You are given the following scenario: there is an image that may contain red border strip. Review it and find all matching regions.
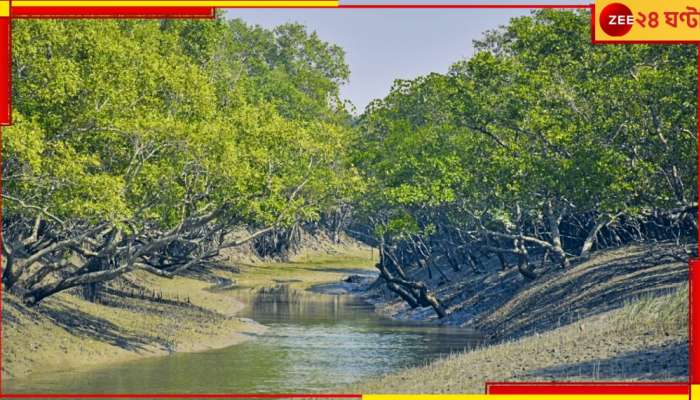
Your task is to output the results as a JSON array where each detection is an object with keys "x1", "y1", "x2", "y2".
[
  {"x1": 0, "y1": 15, "x2": 10, "y2": 126},
  {"x1": 12, "y1": 6, "x2": 215, "y2": 18},
  {"x1": 691, "y1": 258, "x2": 700, "y2": 385},
  {"x1": 485, "y1": 382, "x2": 690, "y2": 395},
  {"x1": 0, "y1": 6, "x2": 6, "y2": 382}
]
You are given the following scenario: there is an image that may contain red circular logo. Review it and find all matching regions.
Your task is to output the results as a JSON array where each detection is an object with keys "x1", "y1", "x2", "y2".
[{"x1": 600, "y1": 3, "x2": 634, "y2": 37}]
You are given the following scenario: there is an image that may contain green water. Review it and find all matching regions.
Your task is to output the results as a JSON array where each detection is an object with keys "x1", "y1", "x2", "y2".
[{"x1": 5, "y1": 286, "x2": 482, "y2": 394}]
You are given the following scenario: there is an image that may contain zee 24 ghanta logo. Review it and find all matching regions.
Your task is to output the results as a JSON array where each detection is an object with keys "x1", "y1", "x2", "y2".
[{"x1": 599, "y1": 2, "x2": 700, "y2": 38}]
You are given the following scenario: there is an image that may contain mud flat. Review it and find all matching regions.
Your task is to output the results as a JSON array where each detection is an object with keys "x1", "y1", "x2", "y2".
[{"x1": 346, "y1": 242, "x2": 689, "y2": 392}]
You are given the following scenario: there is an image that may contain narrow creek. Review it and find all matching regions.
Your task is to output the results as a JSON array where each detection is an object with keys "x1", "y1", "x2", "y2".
[{"x1": 6, "y1": 283, "x2": 483, "y2": 394}]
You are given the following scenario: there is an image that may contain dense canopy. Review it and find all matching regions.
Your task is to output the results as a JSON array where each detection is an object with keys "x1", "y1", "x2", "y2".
[
  {"x1": 3, "y1": 17, "x2": 358, "y2": 304},
  {"x1": 2, "y1": 11, "x2": 697, "y2": 312},
  {"x1": 352, "y1": 10, "x2": 697, "y2": 315}
]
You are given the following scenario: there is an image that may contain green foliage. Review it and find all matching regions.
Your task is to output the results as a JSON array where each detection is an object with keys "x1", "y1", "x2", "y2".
[
  {"x1": 4, "y1": 10, "x2": 696, "y2": 269},
  {"x1": 5, "y1": 18, "x2": 358, "y2": 233},
  {"x1": 354, "y1": 10, "x2": 697, "y2": 242}
]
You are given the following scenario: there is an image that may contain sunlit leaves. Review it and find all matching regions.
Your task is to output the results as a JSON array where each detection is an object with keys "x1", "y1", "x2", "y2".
[
  {"x1": 6, "y1": 18, "x2": 357, "y2": 236},
  {"x1": 354, "y1": 10, "x2": 696, "y2": 241}
]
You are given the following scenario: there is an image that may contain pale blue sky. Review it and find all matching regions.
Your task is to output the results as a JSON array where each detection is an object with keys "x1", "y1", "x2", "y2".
[{"x1": 226, "y1": 4, "x2": 589, "y2": 112}]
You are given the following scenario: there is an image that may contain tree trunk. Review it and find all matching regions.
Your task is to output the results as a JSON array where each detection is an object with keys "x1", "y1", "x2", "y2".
[
  {"x1": 540, "y1": 249, "x2": 550, "y2": 269},
  {"x1": 24, "y1": 264, "x2": 131, "y2": 306},
  {"x1": 2, "y1": 260, "x2": 18, "y2": 290},
  {"x1": 384, "y1": 249, "x2": 408, "y2": 280},
  {"x1": 24, "y1": 259, "x2": 71, "y2": 290},
  {"x1": 516, "y1": 239, "x2": 537, "y2": 280},
  {"x1": 580, "y1": 215, "x2": 612, "y2": 257},
  {"x1": 546, "y1": 200, "x2": 569, "y2": 268},
  {"x1": 488, "y1": 238, "x2": 509, "y2": 270},
  {"x1": 418, "y1": 286, "x2": 448, "y2": 318},
  {"x1": 378, "y1": 244, "x2": 448, "y2": 318},
  {"x1": 376, "y1": 245, "x2": 419, "y2": 308},
  {"x1": 444, "y1": 245, "x2": 461, "y2": 272},
  {"x1": 79, "y1": 257, "x2": 111, "y2": 302},
  {"x1": 466, "y1": 250, "x2": 481, "y2": 274}
]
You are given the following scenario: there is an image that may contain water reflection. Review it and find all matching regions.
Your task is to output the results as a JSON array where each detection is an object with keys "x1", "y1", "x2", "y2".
[{"x1": 6, "y1": 286, "x2": 483, "y2": 394}]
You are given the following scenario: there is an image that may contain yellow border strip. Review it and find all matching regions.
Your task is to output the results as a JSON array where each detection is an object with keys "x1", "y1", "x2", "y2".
[
  {"x1": 12, "y1": 0, "x2": 337, "y2": 6},
  {"x1": 0, "y1": 1, "x2": 9, "y2": 16}
]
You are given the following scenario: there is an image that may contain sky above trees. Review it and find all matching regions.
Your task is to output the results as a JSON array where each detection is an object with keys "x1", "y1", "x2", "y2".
[
  {"x1": 225, "y1": 9, "x2": 532, "y2": 113},
  {"x1": 226, "y1": 4, "x2": 593, "y2": 113}
]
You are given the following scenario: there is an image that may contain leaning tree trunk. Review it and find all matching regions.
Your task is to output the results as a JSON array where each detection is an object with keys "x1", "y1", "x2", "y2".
[
  {"x1": 24, "y1": 264, "x2": 132, "y2": 306},
  {"x1": 376, "y1": 246, "x2": 420, "y2": 308},
  {"x1": 515, "y1": 238, "x2": 537, "y2": 280},
  {"x1": 546, "y1": 200, "x2": 570, "y2": 268},
  {"x1": 580, "y1": 214, "x2": 614, "y2": 257},
  {"x1": 415, "y1": 283, "x2": 448, "y2": 318},
  {"x1": 464, "y1": 249, "x2": 482, "y2": 273},
  {"x1": 2, "y1": 258, "x2": 19, "y2": 290},
  {"x1": 377, "y1": 243, "x2": 448, "y2": 319}
]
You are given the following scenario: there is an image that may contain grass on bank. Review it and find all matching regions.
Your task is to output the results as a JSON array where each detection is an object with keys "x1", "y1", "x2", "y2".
[{"x1": 351, "y1": 285, "x2": 688, "y2": 394}]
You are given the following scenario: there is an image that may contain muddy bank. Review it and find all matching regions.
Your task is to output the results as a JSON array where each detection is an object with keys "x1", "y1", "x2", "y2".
[
  {"x1": 308, "y1": 273, "x2": 377, "y2": 295},
  {"x1": 2, "y1": 271, "x2": 267, "y2": 380},
  {"x1": 351, "y1": 286, "x2": 688, "y2": 393},
  {"x1": 2, "y1": 239, "x2": 374, "y2": 380},
  {"x1": 343, "y1": 242, "x2": 690, "y2": 391},
  {"x1": 359, "y1": 242, "x2": 689, "y2": 339}
]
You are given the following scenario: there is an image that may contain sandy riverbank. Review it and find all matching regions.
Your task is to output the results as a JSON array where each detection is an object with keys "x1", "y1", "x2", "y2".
[
  {"x1": 2, "y1": 271, "x2": 266, "y2": 380},
  {"x1": 2, "y1": 241, "x2": 374, "y2": 380}
]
